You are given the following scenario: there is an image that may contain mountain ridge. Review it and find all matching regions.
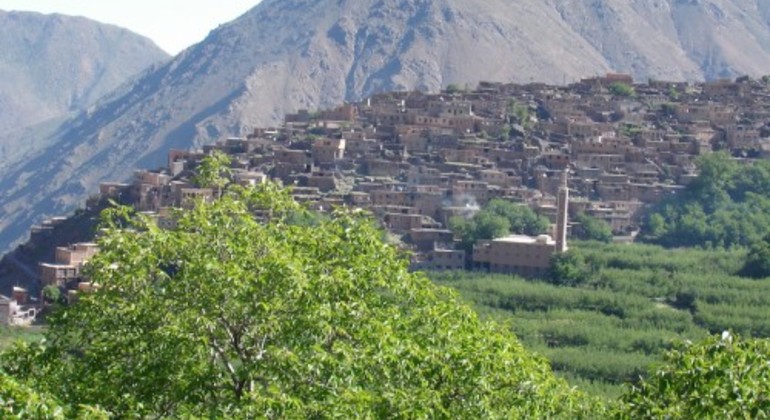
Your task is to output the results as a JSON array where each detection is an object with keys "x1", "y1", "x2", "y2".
[{"x1": 0, "y1": 10, "x2": 169, "y2": 168}]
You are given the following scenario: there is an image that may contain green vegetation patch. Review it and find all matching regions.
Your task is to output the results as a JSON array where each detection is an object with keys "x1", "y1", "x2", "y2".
[
  {"x1": 642, "y1": 152, "x2": 770, "y2": 249},
  {"x1": 0, "y1": 327, "x2": 44, "y2": 351},
  {"x1": 431, "y1": 241, "x2": 770, "y2": 397}
]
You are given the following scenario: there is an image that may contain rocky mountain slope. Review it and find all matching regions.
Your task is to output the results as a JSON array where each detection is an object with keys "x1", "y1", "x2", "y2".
[
  {"x1": 0, "y1": 10, "x2": 169, "y2": 167},
  {"x1": 3, "y1": 0, "x2": 770, "y2": 253}
]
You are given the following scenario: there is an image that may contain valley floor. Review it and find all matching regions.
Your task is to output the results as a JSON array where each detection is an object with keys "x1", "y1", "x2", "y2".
[{"x1": 430, "y1": 241, "x2": 764, "y2": 398}]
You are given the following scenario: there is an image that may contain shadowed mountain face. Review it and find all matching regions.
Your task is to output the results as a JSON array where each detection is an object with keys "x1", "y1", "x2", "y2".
[
  {"x1": 3, "y1": 0, "x2": 770, "y2": 253},
  {"x1": 0, "y1": 10, "x2": 169, "y2": 168}
]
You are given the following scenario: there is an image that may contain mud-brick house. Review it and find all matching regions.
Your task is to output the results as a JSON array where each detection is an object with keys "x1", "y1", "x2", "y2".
[
  {"x1": 473, "y1": 235, "x2": 557, "y2": 277},
  {"x1": 99, "y1": 182, "x2": 130, "y2": 199},
  {"x1": 407, "y1": 166, "x2": 446, "y2": 186},
  {"x1": 364, "y1": 159, "x2": 403, "y2": 177},
  {"x1": 178, "y1": 188, "x2": 214, "y2": 207},
  {"x1": 233, "y1": 170, "x2": 267, "y2": 187},
  {"x1": 409, "y1": 192, "x2": 445, "y2": 220},
  {"x1": 370, "y1": 190, "x2": 410, "y2": 207},
  {"x1": 541, "y1": 153, "x2": 570, "y2": 170},
  {"x1": 319, "y1": 104, "x2": 358, "y2": 122},
  {"x1": 384, "y1": 212, "x2": 431, "y2": 233},
  {"x1": 0, "y1": 294, "x2": 36, "y2": 326},
  {"x1": 311, "y1": 138, "x2": 346, "y2": 165},
  {"x1": 477, "y1": 169, "x2": 521, "y2": 189},
  {"x1": 725, "y1": 125, "x2": 761, "y2": 150},
  {"x1": 452, "y1": 180, "x2": 490, "y2": 206},
  {"x1": 408, "y1": 228, "x2": 454, "y2": 253},
  {"x1": 424, "y1": 249, "x2": 466, "y2": 271},
  {"x1": 39, "y1": 243, "x2": 98, "y2": 289},
  {"x1": 307, "y1": 171, "x2": 338, "y2": 193}
]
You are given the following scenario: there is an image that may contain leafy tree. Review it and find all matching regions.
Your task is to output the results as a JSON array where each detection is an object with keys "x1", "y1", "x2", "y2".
[
  {"x1": 450, "y1": 199, "x2": 550, "y2": 251},
  {"x1": 671, "y1": 288, "x2": 698, "y2": 313},
  {"x1": 445, "y1": 83, "x2": 462, "y2": 93},
  {"x1": 608, "y1": 82, "x2": 636, "y2": 97},
  {"x1": 740, "y1": 234, "x2": 770, "y2": 279},
  {"x1": 2, "y1": 184, "x2": 601, "y2": 417},
  {"x1": 668, "y1": 86, "x2": 680, "y2": 101},
  {"x1": 192, "y1": 150, "x2": 232, "y2": 198},
  {"x1": 485, "y1": 199, "x2": 550, "y2": 235},
  {"x1": 0, "y1": 368, "x2": 107, "y2": 419},
  {"x1": 507, "y1": 99, "x2": 533, "y2": 129},
  {"x1": 499, "y1": 123, "x2": 512, "y2": 141},
  {"x1": 619, "y1": 334, "x2": 770, "y2": 418},
  {"x1": 573, "y1": 213, "x2": 613, "y2": 243},
  {"x1": 41, "y1": 285, "x2": 61, "y2": 305},
  {"x1": 549, "y1": 250, "x2": 592, "y2": 286}
]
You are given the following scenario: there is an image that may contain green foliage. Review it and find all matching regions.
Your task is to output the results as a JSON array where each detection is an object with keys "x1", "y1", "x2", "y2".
[
  {"x1": 740, "y1": 234, "x2": 770, "y2": 279},
  {"x1": 671, "y1": 288, "x2": 698, "y2": 313},
  {"x1": 2, "y1": 184, "x2": 602, "y2": 417},
  {"x1": 573, "y1": 213, "x2": 613, "y2": 242},
  {"x1": 668, "y1": 86, "x2": 680, "y2": 100},
  {"x1": 0, "y1": 368, "x2": 107, "y2": 419},
  {"x1": 445, "y1": 83, "x2": 462, "y2": 93},
  {"x1": 507, "y1": 99, "x2": 533, "y2": 129},
  {"x1": 192, "y1": 150, "x2": 232, "y2": 195},
  {"x1": 432, "y1": 241, "x2": 770, "y2": 397},
  {"x1": 549, "y1": 249, "x2": 594, "y2": 286},
  {"x1": 450, "y1": 199, "x2": 550, "y2": 251},
  {"x1": 619, "y1": 334, "x2": 770, "y2": 418},
  {"x1": 499, "y1": 124, "x2": 512, "y2": 141},
  {"x1": 0, "y1": 327, "x2": 45, "y2": 352},
  {"x1": 619, "y1": 123, "x2": 642, "y2": 138},
  {"x1": 41, "y1": 285, "x2": 61, "y2": 304},
  {"x1": 608, "y1": 82, "x2": 636, "y2": 97},
  {"x1": 642, "y1": 152, "x2": 770, "y2": 248}
]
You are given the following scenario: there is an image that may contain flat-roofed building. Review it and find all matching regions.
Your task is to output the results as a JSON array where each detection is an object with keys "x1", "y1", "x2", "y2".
[
  {"x1": 472, "y1": 170, "x2": 569, "y2": 277},
  {"x1": 473, "y1": 234, "x2": 557, "y2": 277}
]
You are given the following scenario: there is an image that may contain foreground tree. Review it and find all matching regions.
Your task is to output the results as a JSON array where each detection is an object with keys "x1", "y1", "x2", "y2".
[
  {"x1": 619, "y1": 334, "x2": 770, "y2": 418},
  {"x1": 0, "y1": 370, "x2": 107, "y2": 419},
  {"x1": 2, "y1": 183, "x2": 601, "y2": 417}
]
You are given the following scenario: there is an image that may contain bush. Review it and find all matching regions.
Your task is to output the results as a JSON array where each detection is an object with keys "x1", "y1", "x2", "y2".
[
  {"x1": 619, "y1": 334, "x2": 770, "y2": 418},
  {"x1": 608, "y1": 82, "x2": 636, "y2": 97}
]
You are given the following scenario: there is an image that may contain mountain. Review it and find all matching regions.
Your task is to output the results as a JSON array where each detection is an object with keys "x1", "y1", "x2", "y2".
[
  {"x1": 0, "y1": 10, "x2": 169, "y2": 167},
  {"x1": 3, "y1": 0, "x2": 770, "y2": 253}
]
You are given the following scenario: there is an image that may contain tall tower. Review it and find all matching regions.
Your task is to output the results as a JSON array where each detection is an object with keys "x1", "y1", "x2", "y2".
[{"x1": 555, "y1": 170, "x2": 569, "y2": 253}]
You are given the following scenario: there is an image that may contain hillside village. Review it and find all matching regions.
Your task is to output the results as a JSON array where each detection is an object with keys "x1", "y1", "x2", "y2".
[{"x1": 4, "y1": 73, "x2": 770, "y2": 317}]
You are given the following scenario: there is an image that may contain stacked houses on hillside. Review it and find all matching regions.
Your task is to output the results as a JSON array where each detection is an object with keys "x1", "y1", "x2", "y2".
[{"x1": 25, "y1": 74, "x2": 770, "y2": 297}]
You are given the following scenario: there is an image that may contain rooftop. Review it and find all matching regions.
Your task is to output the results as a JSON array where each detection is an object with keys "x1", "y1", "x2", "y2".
[{"x1": 493, "y1": 234, "x2": 555, "y2": 245}]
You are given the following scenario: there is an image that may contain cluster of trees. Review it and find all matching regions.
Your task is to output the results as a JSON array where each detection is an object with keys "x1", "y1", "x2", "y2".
[
  {"x1": 608, "y1": 82, "x2": 636, "y2": 97},
  {"x1": 642, "y1": 152, "x2": 770, "y2": 250},
  {"x1": 572, "y1": 213, "x2": 613, "y2": 243},
  {"x1": 448, "y1": 198, "x2": 612, "y2": 256},
  {"x1": 449, "y1": 199, "x2": 550, "y2": 251}
]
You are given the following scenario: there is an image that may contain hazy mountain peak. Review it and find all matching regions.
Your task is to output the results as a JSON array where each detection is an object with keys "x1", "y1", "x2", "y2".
[{"x1": 0, "y1": 10, "x2": 168, "y2": 124}]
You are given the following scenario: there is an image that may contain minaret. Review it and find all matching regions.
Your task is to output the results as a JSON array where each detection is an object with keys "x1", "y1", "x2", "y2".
[{"x1": 555, "y1": 170, "x2": 569, "y2": 253}]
